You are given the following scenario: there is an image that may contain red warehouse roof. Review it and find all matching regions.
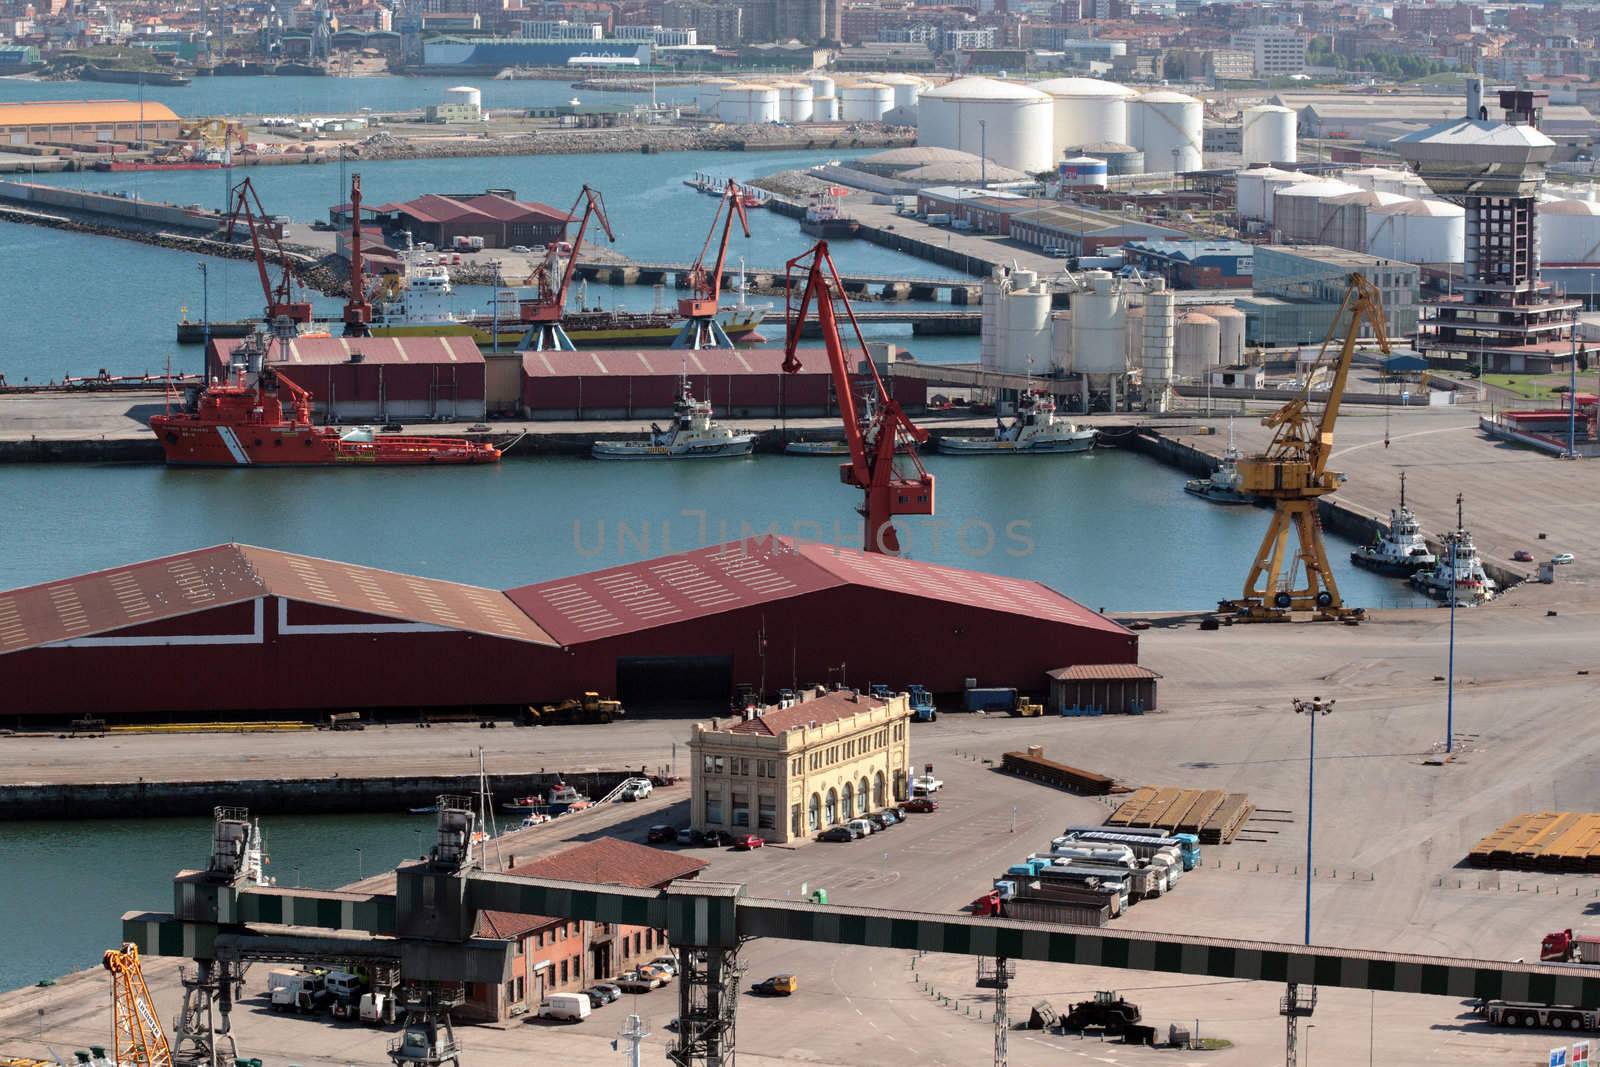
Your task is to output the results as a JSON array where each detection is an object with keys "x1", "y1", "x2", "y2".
[
  {"x1": 213, "y1": 335, "x2": 484, "y2": 368},
  {"x1": 519, "y1": 349, "x2": 824, "y2": 377}
]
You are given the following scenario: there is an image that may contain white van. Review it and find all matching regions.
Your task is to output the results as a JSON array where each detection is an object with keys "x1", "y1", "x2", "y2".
[
  {"x1": 326, "y1": 971, "x2": 366, "y2": 1001},
  {"x1": 847, "y1": 818, "x2": 874, "y2": 838},
  {"x1": 539, "y1": 992, "x2": 591, "y2": 1022}
]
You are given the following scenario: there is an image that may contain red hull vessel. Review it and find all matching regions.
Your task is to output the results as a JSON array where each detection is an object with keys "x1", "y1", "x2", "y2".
[{"x1": 151, "y1": 356, "x2": 500, "y2": 468}]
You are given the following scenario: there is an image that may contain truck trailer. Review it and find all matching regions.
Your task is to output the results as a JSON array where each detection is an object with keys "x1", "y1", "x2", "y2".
[
  {"x1": 1542, "y1": 929, "x2": 1600, "y2": 964},
  {"x1": 1480, "y1": 1000, "x2": 1600, "y2": 1031},
  {"x1": 1065, "y1": 828, "x2": 1201, "y2": 870}
]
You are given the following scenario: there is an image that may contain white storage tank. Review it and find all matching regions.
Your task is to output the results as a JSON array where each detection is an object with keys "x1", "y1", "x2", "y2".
[
  {"x1": 917, "y1": 77, "x2": 1055, "y2": 175},
  {"x1": 1142, "y1": 283, "x2": 1175, "y2": 413},
  {"x1": 881, "y1": 73, "x2": 925, "y2": 112},
  {"x1": 775, "y1": 81, "x2": 814, "y2": 123},
  {"x1": 1241, "y1": 104, "x2": 1296, "y2": 166},
  {"x1": 1236, "y1": 166, "x2": 1292, "y2": 221},
  {"x1": 1059, "y1": 155, "x2": 1108, "y2": 189},
  {"x1": 1537, "y1": 197, "x2": 1600, "y2": 264},
  {"x1": 1198, "y1": 305, "x2": 1246, "y2": 364},
  {"x1": 807, "y1": 74, "x2": 836, "y2": 100},
  {"x1": 1035, "y1": 77, "x2": 1135, "y2": 159},
  {"x1": 1070, "y1": 271, "x2": 1129, "y2": 374},
  {"x1": 1174, "y1": 311, "x2": 1220, "y2": 377},
  {"x1": 981, "y1": 267, "x2": 1053, "y2": 376},
  {"x1": 1365, "y1": 197, "x2": 1464, "y2": 264},
  {"x1": 1259, "y1": 169, "x2": 1323, "y2": 224},
  {"x1": 813, "y1": 96, "x2": 840, "y2": 122},
  {"x1": 841, "y1": 82, "x2": 894, "y2": 122},
  {"x1": 1129, "y1": 90, "x2": 1202, "y2": 174},
  {"x1": 1271, "y1": 179, "x2": 1361, "y2": 242},
  {"x1": 719, "y1": 84, "x2": 779, "y2": 125},
  {"x1": 445, "y1": 85, "x2": 481, "y2": 110},
  {"x1": 698, "y1": 78, "x2": 736, "y2": 114}
]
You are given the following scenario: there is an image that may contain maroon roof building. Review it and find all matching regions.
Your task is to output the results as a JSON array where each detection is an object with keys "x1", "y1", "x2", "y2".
[{"x1": 372, "y1": 191, "x2": 571, "y2": 250}]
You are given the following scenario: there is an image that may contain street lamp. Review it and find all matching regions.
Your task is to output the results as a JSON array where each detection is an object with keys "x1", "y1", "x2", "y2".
[
  {"x1": 196, "y1": 261, "x2": 210, "y2": 350},
  {"x1": 1292, "y1": 695, "x2": 1334, "y2": 946}
]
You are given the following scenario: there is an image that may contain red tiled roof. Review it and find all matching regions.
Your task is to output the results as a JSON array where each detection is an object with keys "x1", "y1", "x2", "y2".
[
  {"x1": 476, "y1": 909, "x2": 561, "y2": 940},
  {"x1": 506, "y1": 836, "x2": 707, "y2": 889},
  {"x1": 211, "y1": 335, "x2": 485, "y2": 368},
  {"x1": 374, "y1": 193, "x2": 570, "y2": 226},
  {"x1": 728, "y1": 690, "x2": 886, "y2": 737},
  {"x1": 1047, "y1": 663, "x2": 1163, "y2": 681}
]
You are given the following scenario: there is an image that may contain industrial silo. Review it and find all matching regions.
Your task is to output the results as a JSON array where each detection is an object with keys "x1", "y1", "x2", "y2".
[
  {"x1": 1142, "y1": 283, "x2": 1175, "y2": 413},
  {"x1": 807, "y1": 74, "x2": 836, "y2": 100},
  {"x1": 917, "y1": 77, "x2": 1055, "y2": 175},
  {"x1": 719, "y1": 84, "x2": 779, "y2": 124},
  {"x1": 841, "y1": 82, "x2": 894, "y2": 121},
  {"x1": 445, "y1": 85, "x2": 482, "y2": 111},
  {"x1": 1271, "y1": 180, "x2": 1361, "y2": 242},
  {"x1": 1070, "y1": 271, "x2": 1129, "y2": 376},
  {"x1": 1198, "y1": 305, "x2": 1247, "y2": 365},
  {"x1": 1051, "y1": 311, "x2": 1073, "y2": 373},
  {"x1": 1236, "y1": 166, "x2": 1293, "y2": 221},
  {"x1": 813, "y1": 96, "x2": 840, "y2": 122},
  {"x1": 1124, "y1": 304, "x2": 1146, "y2": 371},
  {"x1": 1059, "y1": 155, "x2": 1108, "y2": 190},
  {"x1": 697, "y1": 78, "x2": 736, "y2": 114},
  {"x1": 1241, "y1": 104, "x2": 1296, "y2": 166},
  {"x1": 1072, "y1": 141, "x2": 1142, "y2": 176},
  {"x1": 1537, "y1": 196, "x2": 1600, "y2": 264},
  {"x1": 1035, "y1": 77, "x2": 1135, "y2": 160},
  {"x1": 1128, "y1": 89, "x2": 1203, "y2": 174},
  {"x1": 1366, "y1": 197, "x2": 1465, "y2": 264},
  {"x1": 880, "y1": 73, "x2": 926, "y2": 113},
  {"x1": 1174, "y1": 311, "x2": 1220, "y2": 378},
  {"x1": 775, "y1": 82, "x2": 814, "y2": 123},
  {"x1": 1260, "y1": 169, "x2": 1323, "y2": 225}
]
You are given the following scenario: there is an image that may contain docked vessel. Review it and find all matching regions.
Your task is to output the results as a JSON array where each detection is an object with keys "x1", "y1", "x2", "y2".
[
  {"x1": 150, "y1": 333, "x2": 502, "y2": 467},
  {"x1": 79, "y1": 65, "x2": 191, "y2": 86},
  {"x1": 784, "y1": 438, "x2": 851, "y2": 455},
  {"x1": 95, "y1": 159, "x2": 222, "y2": 172},
  {"x1": 1410, "y1": 496, "x2": 1496, "y2": 603},
  {"x1": 1184, "y1": 420, "x2": 1252, "y2": 505},
  {"x1": 502, "y1": 783, "x2": 589, "y2": 815},
  {"x1": 1351, "y1": 473, "x2": 1437, "y2": 576},
  {"x1": 592, "y1": 379, "x2": 756, "y2": 459},
  {"x1": 799, "y1": 187, "x2": 860, "y2": 239},
  {"x1": 685, "y1": 173, "x2": 766, "y2": 208},
  {"x1": 938, "y1": 390, "x2": 1095, "y2": 454}
]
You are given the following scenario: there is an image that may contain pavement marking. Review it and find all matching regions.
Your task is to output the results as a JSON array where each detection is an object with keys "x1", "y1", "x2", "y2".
[{"x1": 1332, "y1": 423, "x2": 1473, "y2": 459}]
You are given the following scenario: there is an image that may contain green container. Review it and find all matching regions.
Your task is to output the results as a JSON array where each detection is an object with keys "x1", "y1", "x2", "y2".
[{"x1": 810, "y1": 888, "x2": 828, "y2": 905}]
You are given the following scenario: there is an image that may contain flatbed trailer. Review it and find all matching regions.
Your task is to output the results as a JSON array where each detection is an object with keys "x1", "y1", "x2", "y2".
[{"x1": 1481, "y1": 1000, "x2": 1600, "y2": 1032}]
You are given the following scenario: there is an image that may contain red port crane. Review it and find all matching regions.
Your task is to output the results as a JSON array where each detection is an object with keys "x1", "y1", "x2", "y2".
[
  {"x1": 674, "y1": 178, "x2": 750, "y2": 350},
  {"x1": 224, "y1": 176, "x2": 313, "y2": 329},
  {"x1": 342, "y1": 172, "x2": 372, "y2": 338},
  {"x1": 783, "y1": 240, "x2": 933, "y2": 555},
  {"x1": 519, "y1": 184, "x2": 614, "y2": 351}
]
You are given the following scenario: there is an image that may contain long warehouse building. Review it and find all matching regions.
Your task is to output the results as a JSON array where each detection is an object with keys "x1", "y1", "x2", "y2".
[{"x1": 0, "y1": 538, "x2": 1138, "y2": 721}]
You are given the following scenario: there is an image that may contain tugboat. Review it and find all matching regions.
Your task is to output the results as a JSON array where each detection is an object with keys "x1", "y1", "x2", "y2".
[
  {"x1": 1351, "y1": 472, "x2": 1437, "y2": 576},
  {"x1": 1184, "y1": 418, "x2": 1253, "y2": 504},
  {"x1": 150, "y1": 333, "x2": 502, "y2": 467},
  {"x1": 592, "y1": 377, "x2": 756, "y2": 459},
  {"x1": 1410, "y1": 494, "x2": 1497, "y2": 604},
  {"x1": 799, "y1": 187, "x2": 860, "y2": 239},
  {"x1": 938, "y1": 390, "x2": 1095, "y2": 454}
]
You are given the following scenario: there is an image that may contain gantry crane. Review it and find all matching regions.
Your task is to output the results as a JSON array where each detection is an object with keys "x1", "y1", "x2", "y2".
[
  {"x1": 519, "y1": 184, "x2": 614, "y2": 351},
  {"x1": 1224, "y1": 272, "x2": 1389, "y2": 621},
  {"x1": 342, "y1": 173, "x2": 372, "y2": 337},
  {"x1": 224, "y1": 177, "x2": 312, "y2": 329},
  {"x1": 104, "y1": 943, "x2": 174, "y2": 1067},
  {"x1": 783, "y1": 240, "x2": 933, "y2": 555},
  {"x1": 674, "y1": 178, "x2": 750, "y2": 350}
]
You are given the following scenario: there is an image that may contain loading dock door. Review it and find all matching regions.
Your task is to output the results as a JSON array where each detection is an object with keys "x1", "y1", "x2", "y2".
[{"x1": 617, "y1": 655, "x2": 733, "y2": 707}]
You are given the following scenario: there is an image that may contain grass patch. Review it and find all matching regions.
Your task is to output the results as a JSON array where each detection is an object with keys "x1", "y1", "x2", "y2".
[
  {"x1": 1481, "y1": 374, "x2": 1567, "y2": 401},
  {"x1": 1193, "y1": 1037, "x2": 1234, "y2": 1050}
]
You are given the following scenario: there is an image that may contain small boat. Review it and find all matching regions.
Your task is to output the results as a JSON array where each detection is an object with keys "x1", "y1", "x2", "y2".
[
  {"x1": 784, "y1": 439, "x2": 851, "y2": 455},
  {"x1": 517, "y1": 812, "x2": 552, "y2": 829},
  {"x1": 938, "y1": 390, "x2": 1095, "y2": 454},
  {"x1": 501, "y1": 795, "x2": 543, "y2": 812},
  {"x1": 1351, "y1": 472, "x2": 1436, "y2": 576},
  {"x1": 1410, "y1": 495, "x2": 1496, "y2": 604},
  {"x1": 1184, "y1": 418, "x2": 1252, "y2": 505},
  {"x1": 592, "y1": 378, "x2": 756, "y2": 459}
]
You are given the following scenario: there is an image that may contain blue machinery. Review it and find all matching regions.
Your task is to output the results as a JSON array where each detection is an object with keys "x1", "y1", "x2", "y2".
[{"x1": 127, "y1": 807, "x2": 1600, "y2": 1067}]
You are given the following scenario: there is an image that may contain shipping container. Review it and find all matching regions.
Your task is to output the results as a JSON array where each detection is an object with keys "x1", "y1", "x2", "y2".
[
  {"x1": 1003, "y1": 751, "x2": 1116, "y2": 795},
  {"x1": 966, "y1": 686, "x2": 1019, "y2": 712},
  {"x1": 1004, "y1": 897, "x2": 1110, "y2": 927}
]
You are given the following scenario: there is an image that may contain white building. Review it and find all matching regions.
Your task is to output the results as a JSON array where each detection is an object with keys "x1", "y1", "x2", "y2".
[
  {"x1": 515, "y1": 19, "x2": 603, "y2": 40},
  {"x1": 615, "y1": 24, "x2": 697, "y2": 46},
  {"x1": 942, "y1": 27, "x2": 995, "y2": 51},
  {"x1": 1231, "y1": 26, "x2": 1308, "y2": 77}
]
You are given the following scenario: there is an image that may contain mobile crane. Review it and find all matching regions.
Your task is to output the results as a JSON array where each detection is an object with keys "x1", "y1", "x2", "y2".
[
  {"x1": 673, "y1": 178, "x2": 751, "y2": 350},
  {"x1": 1223, "y1": 272, "x2": 1389, "y2": 621},
  {"x1": 782, "y1": 240, "x2": 933, "y2": 555},
  {"x1": 518, "y1": 184, "x2": 614, "y2": 351},
  {"x1": 224, "y1": 177, "x2": 312, "y2": 329}
]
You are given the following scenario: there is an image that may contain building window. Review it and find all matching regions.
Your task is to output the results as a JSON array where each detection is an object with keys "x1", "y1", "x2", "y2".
[
  {"x1": 825, "y1": 788, "x2": 838, "y2": 825},
  {"x1": 809, "y1": 793, "x2": 821, "y2": 830},
  {"x1": 634, "y1": 933, "x2": 642, "y2": 954},
  {"x1": 714, "y1": 756, "x2": 725, "y2": 774},
  {"x1": 875, "y1": 771, "x2": 887, "y2": 808},
  {"x1": 572, "y1": 954, "x2": 580, "y2": 982},
  {"x1": 859, "y1": 776, "x2": 871, "y2": 812},
  {"x1": 731, "y1": 787, "x2": 750, "y2": 827},
  {"x1": 792, "y1": 757, "x2": 803, "y2": 775},
  {"x1": 842, "y1": 781, "x2": 855, "y2": 820},
  {"x1": 559, "y1": 960, "x2": 568, "y2": 983},
  {"x1": 792, "y1": 803, "x2": 803, "y2": 836},
  {"x1": 758, "y1": 793, "x2": 776, "y2": 830},
  {"x1": 702, "y1": 754, "x2": 714, "y2": 774},
  {"x1": 705, "y1": 787, "x2": 723, "y2": 825}
]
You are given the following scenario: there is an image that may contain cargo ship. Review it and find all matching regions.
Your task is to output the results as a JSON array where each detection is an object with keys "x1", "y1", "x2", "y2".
[
  {"x1": 79, "y1": 65, "x2": 192, "y2": 86},
  {"x1": 95, "y1": 159, "x2": 222, "y2": 172},
  {"x1": 151, "y1": 334, "x2": 502, "y2": 467}
]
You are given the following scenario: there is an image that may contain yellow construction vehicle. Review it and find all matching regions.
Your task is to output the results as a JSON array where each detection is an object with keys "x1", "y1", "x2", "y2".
[
  {"x1": 523, "y1": 691, "x2": 624, "y2": 725},
  {"x1": 1223, "y1": 272, "x2": 1389, "y2": 622},
  {"x1": 103, "y1": 943, "x2": 173, "y2": 1067}
]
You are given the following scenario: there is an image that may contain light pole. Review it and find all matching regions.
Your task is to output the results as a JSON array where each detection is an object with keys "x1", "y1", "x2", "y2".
[
  {"x1": 1293, "y1": 695, "x2": 1334, "y2": 945},
  {"x1": 979, "y1": 119, "x2": 987, "y2": 186},
  {"x1": 197, "y1": 261, "x2": 210, "y2": 350},
  {"x1": 1568, "y1": 305, "x2": 1578, "y2": 458},
  {"x1": 1446, "y1": 498, "x2": 1458, "y2": 754}
]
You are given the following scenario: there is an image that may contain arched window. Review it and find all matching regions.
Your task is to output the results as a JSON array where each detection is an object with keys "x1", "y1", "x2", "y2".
[
  {"x1": 874, "y1": 771, "x2": 887, "y2": 808},
  {"x1": 825, "y1": 788, "x2": 838, "y2": 825},
  {"x1": 859, "y1": 777, "x2": 871, "y2": 813},
  {"x1": 842, "y1": 782, "x2": 855, "y2": 820},
  {"x1": 808, "y1": 793, "x2": 821, "y2": 831}
]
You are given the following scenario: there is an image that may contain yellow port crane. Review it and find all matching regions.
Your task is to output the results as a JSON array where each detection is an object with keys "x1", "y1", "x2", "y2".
[
  {"x1": 103, "y1": 943, "x2": 173, "y2": 1067},
  {"x1": 1224, "y1": 272, "x2": 1390, "y2": 622}
]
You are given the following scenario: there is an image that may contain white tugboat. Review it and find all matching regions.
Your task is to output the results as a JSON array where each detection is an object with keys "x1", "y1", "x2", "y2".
[
  {"x1": 938, "y1": 390, "x2": 1096, "y2": 454},
  {"x1": 592, "y1": 378, "x2": 757, "y2": 459},
  {"x1": 1351, "y1": 472, "x2": 1437, "y2": 576},
  {"x1": 1411, "y1": 494, "x2": 1496, "y2": 603},
  {"x1": 1184, "y1": 418, "x2": 1252, "y2": 505}
]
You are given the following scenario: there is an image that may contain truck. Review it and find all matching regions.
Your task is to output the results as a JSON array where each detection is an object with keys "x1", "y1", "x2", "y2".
[
  {"x1": 1016, "y1": 878, "x2": 1125, "y2": 917},
  {"x1": 926, "y1": 212, "x2": 952, "y2": 226},
  {"x1": 908, "y1": 684, "x2": 936, "y2": 722},
  {"x1": 1542, "y1": 929, "x2": 1600, "y2": 964},
  {"x1": 270, "y1": 972, "x2": 329, "y2": 1014},
  {"x1": 360, "y1": 991, "x2": 396, "y2": 1025},
  {"x1": 1008, "y1": 859, "x2": 1051, "y2": 879},
  {"x1": 965, "y1": 686, "x2": 1018, "y2": 713},
  {"x1": 1056, "y1": 834, "x2": 1185, "y2": 881},
  {"x1": 1057, "y1": 858, "x2": 1166, "y2": 900},
  {"x1": 1045, "y1": 844, "x2": 1138, "y2": 868},
  {"x1": 1035, "y1": 867, "x2": 1131, "y2": 911},
  {"x1": 1479, "y1": 1000, "x2": 1600, "y2": 1031},
  {"x1": 522, "y1": 692, "x2": 624, "y2": 725},
  {"x1": 1004, "y1": 897, "x2": 1110, "y2": 928},
  {"x1": 1062, "y1": 991, "x2": 1142, "y2": 1033},
  {"x1": 1065, "y1": 827, "x2": 1201, "y2": 870}
]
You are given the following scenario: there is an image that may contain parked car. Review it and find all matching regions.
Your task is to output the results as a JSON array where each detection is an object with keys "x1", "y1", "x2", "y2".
[
  {"x1": 866, "y1": 812, "x2": 893, "y2": 832},
  {"x1": 818, "y1": 826, "x2": 855, "y2": 842},
  {"x1": 878, "y1": 809, "x2": 902, "y2": 825},
  {"x1": 589, "y1": 983, "x2": 621, "y2": 1003},
  {"x1": 846, "y1": 818, "x2": 875, "y2": 838},
  {"x1": 733, "y1": 834, "x2": 765, "y2": 850},
  {"x1": 1553, "y1": 553, "x2": 1576, "y2": 564},
  {"x1": 647, "y1": 957, "x2": 679, "y2": 977},
  {"x1": 640, "y1": 963, "x2": 673, "y2": 984},
  {"x1": 619, "y1": 777, "x2": 652, "y2": 801},
  {"x1": 581, "y1": 986, "x2": 614, "y2": 1008},
  {"x1": 699, "y1": 830, "x2": 735, "y2": 847},
  {"x1": 902, "y1": 797, "x2": 939, "y2": 813},
  {"x1": 1513, "y1": 549, "x2": 1534, "y2": 562},
  {"x1": 676, "y1": 828, "x2": 697, "y2": 846},
  {"x1": 509, "y1": 245, "x2": 531, "y2": 253},
  {"x1": 752, "y1": 975, "x2": 798, "y2": 997},
  {"x1": 647, "y1": 825, "x2": 675, "y2": 843}
]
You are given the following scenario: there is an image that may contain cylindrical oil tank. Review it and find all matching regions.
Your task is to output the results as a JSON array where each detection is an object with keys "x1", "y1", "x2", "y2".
[
  {"x1": 841, "y1": 82, "x2": 894, "y2": 122},
  {"x1": 999, "y1": 269, "x2": 1052, "y2": 375},
  {"x1": 1271, "y1": 180, "x2": 1361, "y2": 241},
  {"x1": 1259, "y1": 169, "x2": 1322, "y2": 224},
  {"x1": 1128, "y1": 90, "x2": 1202, "y2": 174},
  {"x1": 1537, "y1": 197, "x2": 1600, "y2": 264},
  {"x1": 1072, "y1": 141, "x2": 1142, "y2": 176},
  {"x1": 775, "y1": 81, "x2": 814, "y2": 123},
  {"x1": 1365, "y1": 197, "x2": 1465, "y2": 264},
  {"x1": 1198, "y1": 305, "x2": 1246, "y2": 364},
  {"x1": 813, "y1": 96, "x2": 840, "y2": 122},
  {"x1": 445, "y1": 85, "x2": 481, "y2": 110},
  {"x1": 1241, "y1": 104, "x2": 1296, "y2": 166},
  {"x1": 807, "y1": 74, "x2": 836, "y2": 100},
  {"x1": 917, "y1": 77, "x2": 1055, "y2": 175},
  {"x1": 698, "y1": 78, "x2": 736, "y2": 114},
  {"x1": 881, "y1": 73, "x2": 925, "y2": 112},
  {"x1": 1034, "y1": 77, "x2": 1134, "y2": 159},
  {"x1": 1142, "y1": 285, "x2": 1175, "y2": 412},
  {"x1": 719, "y1": 84, "x2": 779, "y2": 124},
  {"x1": 1059, "y1": 155, "x2": 1108, "y2": 189},
  {"x1": 1069, "y1": 271, "x2": 1128, "y2": 374},
  {"x1": 1174, "y1": 311, "x2": 1220, "y2": 378}
]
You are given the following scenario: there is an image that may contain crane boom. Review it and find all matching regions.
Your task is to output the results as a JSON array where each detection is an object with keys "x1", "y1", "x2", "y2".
[
  {"x1": 519, "y1": 185, "x2": 614, "y2": 350},
  {"x1": 678, "y1": 179, "x2": 751, "y2": 328},
  {"x1": 342, "y1": 173, "x2": 372, "y2": 337},
  {"x1": 104, "y1": 943, "x2": 173, "y2": 1067},
  {"x1": 783, "y1": 240, "x2": 932, "y2": 554},
  {"x1": 224, "y1": 177, "x2": 312, "y2": 327}
]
